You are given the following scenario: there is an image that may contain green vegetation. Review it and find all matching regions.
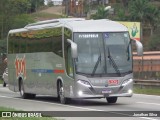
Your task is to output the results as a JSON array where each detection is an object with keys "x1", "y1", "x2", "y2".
[
  {"x1": 0, "y1": 106, "x2": 16, "y2": 111},
  {"x1": 0, "y1": 79, "x2": 3, "y2": 84},
  {"x1": 0, "y1": 0, "x2": 44, "y2": 39},
  {"x1": 0, "y1": 0, "x2": 159, "y2": 53},
  {"x1": 134, "y1": 87, "x2": 160, "y2": 96},
  {"x1": 1, "y1": 116, "x2": 55, "y2": 120},
  {"x1": 91, "y1": 5, "x2": 109, "y2": 19},
  {"x1": 0, "y1": 107, "x2": 57, "y2": 120},
  {"x1": 31, "y1": 12, "x2": 62, "y2": 20},
  {"x1": 90, "y1": 0, "x2": 160, "y2": 51},
  {"x1": 147, "y1": 28, "x2": 160, "y2": 51},
  {"x1": 0, "y1": 0, "x2": 43, "y2": 54}
]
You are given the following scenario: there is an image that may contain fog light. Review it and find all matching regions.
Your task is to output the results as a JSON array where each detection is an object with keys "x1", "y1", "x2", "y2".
[
  {"x1": 78, "y1": 91, "x2": 83, "y2": 96},
  {"x1": 128, "y1": 89, "x2": 132, "y2": 94}
]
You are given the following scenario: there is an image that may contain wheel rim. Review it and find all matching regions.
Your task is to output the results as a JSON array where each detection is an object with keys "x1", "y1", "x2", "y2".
[
  {"x1": 59, "y1": 86, "x2": 65, "y2": 103},
  {"x1": 20, "y1": 82, "x2": 24, "y2": 96}
]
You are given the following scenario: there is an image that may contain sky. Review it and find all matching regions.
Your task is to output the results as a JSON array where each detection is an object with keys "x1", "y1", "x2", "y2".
[{"x1": 44, "y1": 0, "x2": 63, "y2": 5}]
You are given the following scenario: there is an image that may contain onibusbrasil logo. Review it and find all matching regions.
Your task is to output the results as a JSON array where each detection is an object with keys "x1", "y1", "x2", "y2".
[
  {"x1": 1, "y1": 112, "x2": 42, "y2": 117},
  {"x1": 15, "y1": 55, "x2": 26, "y2": 80}
]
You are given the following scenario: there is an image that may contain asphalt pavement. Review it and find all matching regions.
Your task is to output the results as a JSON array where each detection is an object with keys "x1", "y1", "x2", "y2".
[{"x1": 0, "y1": 84, "x2": 159, "y2": 120}]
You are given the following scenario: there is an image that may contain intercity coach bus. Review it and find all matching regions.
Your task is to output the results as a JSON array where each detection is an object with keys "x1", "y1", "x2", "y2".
[{"x1": 7, "y1": 18, "x2": 143, "y2": 104}]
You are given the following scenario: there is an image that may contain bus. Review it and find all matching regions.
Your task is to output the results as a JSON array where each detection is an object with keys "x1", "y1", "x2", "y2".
[{"x1": 7, "y1": 18, "x2": 143, "y2": 104}]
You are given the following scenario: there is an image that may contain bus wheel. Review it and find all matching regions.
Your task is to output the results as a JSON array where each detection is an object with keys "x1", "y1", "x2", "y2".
[
  {"x1": 106, "y1": 97, "x2": 118, "y2": 103},
  {"x1": 58, "y1": 82, "x2": 66, "y2": 104},
  {"x1": 19, "y1": 81, "x2": 36, "y2": 99},
  {"x1": 19, "y1": 80, "x2": 27, "y2": 99}
]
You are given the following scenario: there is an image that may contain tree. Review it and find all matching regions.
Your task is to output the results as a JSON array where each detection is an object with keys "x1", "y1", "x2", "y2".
[
  {"x1": 0, "y1": 0, "x2": 44, "y2": 40},
  {"x1": 12, "y1": 14, "x2": 35, "y2": 29},
  {"x1": 30, "y1": 0, "x2": 44, "y2": 12},
  {"x1": 9, "y1": 0, "x2": 31, "y2": 14},
  {"x1": 0, "y1": 0, "x2": 10, "y2": 39},
  {"x1": 147, "y1": 33, "x2": 160, "y2": 51},
  {"x1": 114, "y1": 8, "x2": 127, "y2": 21},
  {"x1": 120, "y1": 0, "x2": 131, "y2": 9},
  {"x1": 128, "y1": 0, "x2": 160, "y2": 35},
  {"x1": 128, "y1": 0, "x2": 149, "y2": 23},
  {"x1": 145, "y1": 5, "x2": 160, "y2": 35},
  {"x1": 91, "y1": 5, "x2": 109, "y2": 19}
]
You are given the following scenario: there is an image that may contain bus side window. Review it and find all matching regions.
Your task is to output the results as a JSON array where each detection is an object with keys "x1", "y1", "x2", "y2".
[
  {"x1": 64, "y1": 40, "x2": 74, "y2": 78},
  {"x1": 67, "y1": 45, "x2": 73, "y2": 77},
  {"x1": 64, "y1": 28, "x2": 73, "y2": 78}
]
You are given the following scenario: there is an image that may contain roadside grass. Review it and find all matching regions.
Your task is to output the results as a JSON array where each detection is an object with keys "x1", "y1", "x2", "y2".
[
  {"x1": 133, "y1": 86, "x2": 160, "y2": 95},
  {"x1": 0, "y1": 106, "x2": 16, "y2": 111},
  {"x1": 0, "y1": 107, "x2": 58, "y2": 120},
  {"x1": 0, "y1": 79, "x2": 3, "y2": 84},
  {"x1": 31, "y1": 12, "x2": 64, "y2": 20}
]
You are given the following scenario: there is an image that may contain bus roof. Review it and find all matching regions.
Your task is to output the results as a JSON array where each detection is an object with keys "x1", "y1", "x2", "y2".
[
  {"x1": 65, "y1": 19, "x2": 128, "y2": 32},
  {"x1": 9, "y1": 28, "x2": 28, "y2": 34},
  {"x1": 25, "y1": 18, "x2": 85, "y2": 27},
  {"x1": 8, "y1": 19, "x2": 128, "y2": 34}
]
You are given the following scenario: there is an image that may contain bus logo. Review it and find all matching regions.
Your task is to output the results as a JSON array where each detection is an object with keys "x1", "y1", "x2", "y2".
[
  {"x1": 15, "y1": 55, "x2": 26, "y2": 80},
  {"x1": 79, "y1": 34, "x2": 99, "y2": 38},
  {"x1": 108, "y1": 80, "x2": 119, "y2": 85}
]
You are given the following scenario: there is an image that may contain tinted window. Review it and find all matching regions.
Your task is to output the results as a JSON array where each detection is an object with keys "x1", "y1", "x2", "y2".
[
  {"x1": 8, "y1": 28, "x2": 62, "y2": 57},
  {"x1": 64, "y1": 28, "x2": 73, "y2": 77}
]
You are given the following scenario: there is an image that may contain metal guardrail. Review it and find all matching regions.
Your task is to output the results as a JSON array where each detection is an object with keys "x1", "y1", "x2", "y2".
[{"x1": 134, "y1": 79, "x2": 160, "y2": 88}]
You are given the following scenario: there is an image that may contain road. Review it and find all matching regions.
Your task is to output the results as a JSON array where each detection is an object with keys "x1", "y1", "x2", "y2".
[{"x1": 0, "y1": 84, "x2": 159, "y2": 120}]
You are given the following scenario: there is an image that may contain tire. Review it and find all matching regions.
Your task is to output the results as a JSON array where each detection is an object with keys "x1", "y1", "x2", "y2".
[
  {"x1": 106, "y1": 97, "x2": 118, "y2": 103},
  {"x1": 19, "y1": 80, "x2": 36, "y2": 99},
  {"x1": 19, "y1": 80, "x2": 27, "y2": 99},
  {"x1": 58, "y1": 82, "x2": 67, "y2": 104},
  {"x1": 3, "y1": 81, "x2": 6, "y2": 87},
  {"x1": 28, "y1": 94, "x2": 36, "y2": 99}
]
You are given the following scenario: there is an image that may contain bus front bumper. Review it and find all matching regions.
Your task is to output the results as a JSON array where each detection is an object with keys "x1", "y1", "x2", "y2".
[{"x1": 73, "y1": 79, "x2": 133, "y2": 99}]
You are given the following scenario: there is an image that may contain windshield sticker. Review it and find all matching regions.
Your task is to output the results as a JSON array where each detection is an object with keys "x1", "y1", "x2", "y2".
[{"x1": 104, "y1": 33, "x2": 109, "y2": 39}]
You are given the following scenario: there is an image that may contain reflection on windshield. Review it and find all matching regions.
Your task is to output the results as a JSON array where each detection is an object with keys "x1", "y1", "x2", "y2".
[
  {"x1": 74, "y1": 33, "x2": 104, "y2": 75},
  {"x1": 74, "y1": 32, "x2": 132, "y2": 76},
  {"x1": 91, "y1": 54, "x2": 101, "y2": 76},
  {"x1": 107, "y1": 47, "x2": 121, "y2": 76}
]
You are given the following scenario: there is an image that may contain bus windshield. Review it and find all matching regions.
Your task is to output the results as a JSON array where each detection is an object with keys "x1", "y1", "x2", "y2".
[{"x1": 74, "y1": 32, "x2": 132, "y2": 76}]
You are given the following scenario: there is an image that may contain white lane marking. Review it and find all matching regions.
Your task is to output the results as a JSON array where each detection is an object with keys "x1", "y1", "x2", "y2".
[
  {"x1": 0, "y1": 95, "x2": 103, "y2": 111},
  {"x1": 140, "y1": 117, "x2": 159, "y2": 120},
  {"x1": 0, "y1": 95, "x2": 159, "y2": 120},
  {"x1": 137, "y1": 102, "x2": 160, "y2": 106},
  {"x1": 134, "y1": 94, "x2": 160, "y2": 98}
]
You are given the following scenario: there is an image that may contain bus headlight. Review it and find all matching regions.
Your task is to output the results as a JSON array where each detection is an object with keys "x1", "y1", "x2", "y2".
[
  {"x1": 78, "y1": 91, "x2": 83, "y2": 96},
  {"x1": 77, "y1": 80, "x2": 91, "y2": 87},
  {"x1": 121, "y1": 79, "x2": 133, "y2": 87}
]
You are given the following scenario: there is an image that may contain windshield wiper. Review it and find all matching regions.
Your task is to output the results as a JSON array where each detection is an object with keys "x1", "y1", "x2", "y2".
[
  {"x1": 108, "y1": 47, "x2": 121, "y2": 76},
  {"x1": 91, "y1": 55, "x2": 101, "y2": 76}
]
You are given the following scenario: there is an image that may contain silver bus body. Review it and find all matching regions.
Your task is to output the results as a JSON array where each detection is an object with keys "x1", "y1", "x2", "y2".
[{"x1": 7, "y1": 18, "x2": 143, "y2": 103}]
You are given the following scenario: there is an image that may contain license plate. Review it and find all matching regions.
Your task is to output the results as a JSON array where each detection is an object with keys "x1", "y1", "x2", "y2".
[
  {"x1": 108, "y1": 80, "x2": 119, "y2": 85},
  {"x1": 102, "y1": 89, "x2": 112, "y2": 94}
]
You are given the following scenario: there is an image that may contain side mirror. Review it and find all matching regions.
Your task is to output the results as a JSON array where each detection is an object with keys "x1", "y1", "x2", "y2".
[
  {"x1": 67, "y1": 39, "x2": 78, "y2": 58},
  {"x1": 132, "y1": 39, "x2": 143, "y2": 56}
]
